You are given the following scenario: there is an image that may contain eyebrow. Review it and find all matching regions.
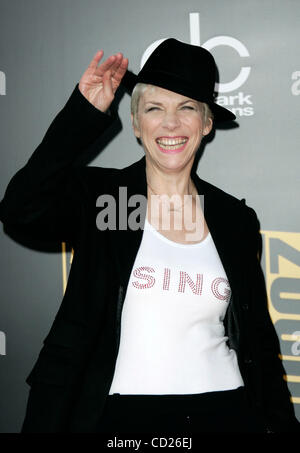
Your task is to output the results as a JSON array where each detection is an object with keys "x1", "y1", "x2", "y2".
[{"x1": 144, "y1": 100, "x2": 197, "y2": 106}]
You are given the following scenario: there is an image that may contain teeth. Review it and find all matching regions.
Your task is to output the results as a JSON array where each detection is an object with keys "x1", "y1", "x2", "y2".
[
  {"x1": 158, "y1": 143, "x2": 186, "y2": 150},
  {"x1": 156, "y1": 137, "x2": 188, "y2": 146}
]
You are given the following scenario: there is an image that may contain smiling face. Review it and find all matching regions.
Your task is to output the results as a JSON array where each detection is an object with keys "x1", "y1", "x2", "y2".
[{"x1": 131, "y1": 85, "x2": 213, "y2": 174}]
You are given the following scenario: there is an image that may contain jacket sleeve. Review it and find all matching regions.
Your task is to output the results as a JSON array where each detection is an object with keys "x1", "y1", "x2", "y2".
[
  {"x1": 0, "y1": 84, "x2": 115, "y2": 244},
  {"x1": 245, "y1": 206, "x2": 300, "y2": 432}
]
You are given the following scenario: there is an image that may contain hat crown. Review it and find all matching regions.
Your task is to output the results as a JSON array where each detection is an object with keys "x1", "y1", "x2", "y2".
[{"x1": 139, "y1": 38, "x2": 216, "y2": 102}]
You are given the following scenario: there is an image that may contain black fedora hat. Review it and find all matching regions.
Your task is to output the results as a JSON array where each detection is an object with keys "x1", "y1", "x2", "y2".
[{"x1": 122, "y1": 38, "x2": 235, "y2": 122}]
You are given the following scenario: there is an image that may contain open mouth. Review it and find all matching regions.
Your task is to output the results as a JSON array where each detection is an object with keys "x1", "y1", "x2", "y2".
[{"x1": 156, "y1": 137, "x2": 188, "y2": 151}]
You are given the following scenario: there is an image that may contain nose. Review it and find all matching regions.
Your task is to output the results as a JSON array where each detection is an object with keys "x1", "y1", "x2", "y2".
[{"x1": 161, "y1": 111, "x2": 181, "y2": 130}]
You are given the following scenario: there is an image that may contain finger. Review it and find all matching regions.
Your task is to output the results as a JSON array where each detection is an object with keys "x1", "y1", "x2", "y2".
[
  {"x1": 99, "y1": 53, "x2": 123, "y2": 80},
  {"x1": 113, "y1": 57, "x2": 129, "y2": 82},
  {"x1": 102, "y1": 69, "x2": 114, "y2": 99},
  {"x1": 88, "y1": 50, "x2": 104, "y2": 71},
  {"x1": 109, "y1": 53, "x2": 124, "y2": 78},
  {"x1": 95, "y1": 54, "x2": 117, "y2": 76}
]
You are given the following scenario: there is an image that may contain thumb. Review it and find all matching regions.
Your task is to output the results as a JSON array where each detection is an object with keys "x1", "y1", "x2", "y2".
[{"x1": 102, "y1": 70, "x2": 114, "y2": 101}]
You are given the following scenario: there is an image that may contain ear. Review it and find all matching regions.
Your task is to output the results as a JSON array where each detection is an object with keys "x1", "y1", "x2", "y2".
[
  {"x1": 131, "y1": 113, "x2": 141, "y2": 138},
  {"x1": 203, "y1": 118, "x2": 213, "y2": 136}
]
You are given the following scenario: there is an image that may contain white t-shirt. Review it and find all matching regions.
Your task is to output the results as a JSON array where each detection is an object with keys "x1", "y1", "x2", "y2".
[{"x1": 109, "y1": 217, "x2": 244, "y2": 395}]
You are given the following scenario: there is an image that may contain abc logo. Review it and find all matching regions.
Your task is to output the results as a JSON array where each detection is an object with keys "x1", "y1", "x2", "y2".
[{"x1": 140, "y1": 13, "x2": 251, "y2": 95}]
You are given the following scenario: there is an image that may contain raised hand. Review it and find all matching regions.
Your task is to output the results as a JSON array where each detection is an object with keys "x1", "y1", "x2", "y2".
[{"x1": 78, "y1": 50, "x2": 129, "y2": 112}]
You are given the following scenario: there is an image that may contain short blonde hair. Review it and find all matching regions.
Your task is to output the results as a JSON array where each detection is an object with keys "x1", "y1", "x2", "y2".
[{"x1": 131, "y1": 82, "x2": 214, "y2": 129}]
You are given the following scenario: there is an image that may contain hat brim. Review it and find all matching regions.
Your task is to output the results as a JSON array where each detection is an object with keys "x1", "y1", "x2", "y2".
[{"x1": 121, "y1": 69, "x2": 236, "y2": 122}]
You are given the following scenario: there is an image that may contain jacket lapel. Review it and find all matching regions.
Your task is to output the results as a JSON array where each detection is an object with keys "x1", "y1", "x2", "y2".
[
  {"x1": 109, "y1": 157, "x2": 147, "y2": 291},
  {"x1": 191, "y1": 172, "x2": 244, "y2": 299}
]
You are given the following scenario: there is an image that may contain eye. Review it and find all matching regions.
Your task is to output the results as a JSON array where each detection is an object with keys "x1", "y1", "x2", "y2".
[
  {"x1": 145, "y1": 106, "x2": 160, "y2": 112},
  {"x1": 181, "y1": 105, "x2": 196, "y2": 110}
]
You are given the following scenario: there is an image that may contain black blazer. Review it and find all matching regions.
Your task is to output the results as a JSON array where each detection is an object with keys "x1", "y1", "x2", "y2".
[{"x1": 0, "y1": 85, "x2": 298, "y2": 433}]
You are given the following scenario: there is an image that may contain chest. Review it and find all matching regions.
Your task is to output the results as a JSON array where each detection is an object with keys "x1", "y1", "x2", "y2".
[{"x1": 146, "y1": 196, "x2": 209, "y2": 245}]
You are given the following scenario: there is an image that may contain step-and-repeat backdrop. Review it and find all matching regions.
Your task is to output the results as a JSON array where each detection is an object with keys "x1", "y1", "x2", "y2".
[{"x1": 0, "y1": 0, "x2": 299, "y2": 432}]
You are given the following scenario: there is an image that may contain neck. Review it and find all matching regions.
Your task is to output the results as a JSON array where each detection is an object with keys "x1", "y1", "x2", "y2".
[{"x1": 145, "y1": 158, "x2": 195, "y2": 198}]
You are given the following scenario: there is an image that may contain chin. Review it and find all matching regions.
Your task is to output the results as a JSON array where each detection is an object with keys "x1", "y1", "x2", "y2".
[{"x1": 148, "y1": 152, "x2": 195, "y2": 173}]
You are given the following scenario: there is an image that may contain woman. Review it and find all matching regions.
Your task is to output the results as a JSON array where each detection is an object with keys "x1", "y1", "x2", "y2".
[{"x1": 0, "y1": 39, "x2": 299, "y2": 433}]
